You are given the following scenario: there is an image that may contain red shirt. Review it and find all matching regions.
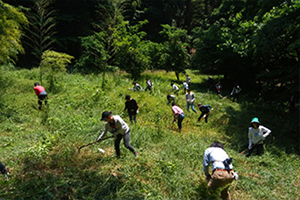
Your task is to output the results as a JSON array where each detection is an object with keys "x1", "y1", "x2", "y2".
[{"x1": 34, "y1": 85, "x2": 45, "y2": 96}]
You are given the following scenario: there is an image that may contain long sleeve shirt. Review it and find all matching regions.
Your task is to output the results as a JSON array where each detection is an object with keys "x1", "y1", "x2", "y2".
[
  {"x1": 231, "y1": 86, "x2": 241, "y2": 95},
  {"x1": 133, "y1": 84, "x2": 144, "y2": 91},
  {"x1": 98, "y1": 115, "x2": 129, "y2": 141},
  {"x1": 185, "y1": 92, "x2": 195, "y2": 103},
  {"x1": 171, "y1": 84, "x2": 179, "y2": 92},
  {"x1": 124, "y1": 99, "x2": 139, "y2": 115},
  {"x1": 203, "y1": 147, "x2": 233, "y2": 176},
  {"x1": 199, "y1": 105, "x2": 212, "y2": 114},
  {"x1": 172, "y1": 105, "x2": 184, "y2": 117},
  {"x1": 248, "y1": 125, "x2": 271, "y2": 149},
  {"x1": 182, "y1": 82, "x2": 189, "y2": 90}
]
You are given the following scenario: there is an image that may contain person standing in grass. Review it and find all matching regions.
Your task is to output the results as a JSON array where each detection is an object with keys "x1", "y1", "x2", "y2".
[
  {"x1": 230, "y1": 83, "x2": 241, "y2": 102},
  {"x1": 33, "y1": 82, "x2": 48, "y2": 110},
  {"x1": 98, "y1": 111, "x2": 138, "y2": 158},
  {"x1": 203, "y1": 142, "x2": 238, "y2": 200},
  {"x1": 170, "y1": 82, "x2": 179, "y2": 94},
  {"x1": 215, "y1": 81, "x2": 223, "y2": 98},
  {"x1": 186, "y1": 89, "x2": 198, "y2": 114},
  {"x1": 122, "y1": 95, "x2": 139, "y2": 123},
  {"x1": 145, "y1": 77, "x2": 154, "y2": 92},
  {"x1": 171, "y1": 102, "x2": 185, "y2": 132},
  {"x1": 246, "y1": 117, "x2": 271, "y2": 157},
  {"x1": 167, "y1": 94, "x2": 176, "y2": 105},
  {"x1": 197, "y1": 103, "x2": 213, "y2": 123}
]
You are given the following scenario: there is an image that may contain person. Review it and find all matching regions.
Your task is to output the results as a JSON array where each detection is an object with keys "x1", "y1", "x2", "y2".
[
  {"x1": 246, "y1": 117, "x2": 271, "y2": 157},
  {"x1": 0, "y1": 161, "x2": 9, "y2": 179},
  {"x1": 171, "y1": 102, "x2": 185, "y2": 132},
  {"x1": 185, "y1": 89, "x2": 198, "y2": 114},
  {"x1": 132, "y1": 81, "x2": 144, "y2": 91},
  {"x1": 186, "y1": 74, "x2": 191, "y2": 87},
  {"x1": 181, "y1": 81, "x2": 189, "y2": 93},
  {"x1": 197, "y1": 103, "x2": 213, "y2": 123},
  {"x1": 97, "y1": 111, "x2": 138, "y2": 158},
  {"x1": 34, "y1": 82, "x2": 48, "y2": 110},
  {"x1": 215, "y1": 81, "x2": 223, "y2": 98},
  {"x1": 203, "y1": 142, "x2": 238, "y2": 200},
  {"x1": 170, "y1": 82, "x2": 179, "y2": 94},
  {"x1": 167, "y1": 94, "x2": 176, "y2": 105},
  {"x1": 230, "y1": 83, "x2": 241, "y2": 102},
  {"x1": 145, "y1": 77, "x2": 154, "y2": 92},
  {"x1": 122, "y1": 95, "x2": 139, "y2": 123}
]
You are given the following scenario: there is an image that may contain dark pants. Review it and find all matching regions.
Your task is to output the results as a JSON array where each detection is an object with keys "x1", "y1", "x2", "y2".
[
  {"x1": 38, "y1": 94, "x2": 48, "y2": 110},
  {"x1": 198, "y1": 112, "x2": 209, "y2": 123},
  {"x1": 114, "y1": 131, "x2": 136, "y2": 157},
  {"x1": 177, "y1": 113, "x2": 185, "y2": 130},
  {"x1": 246, "y1": 144, "x2": 264, "y2": 157},
  {"x1": 232, "y1": 93, "x2": 239, "y2": 102}
]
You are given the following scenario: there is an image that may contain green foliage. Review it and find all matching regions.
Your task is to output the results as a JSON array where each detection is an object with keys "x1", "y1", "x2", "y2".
[
  {"x1": 0, "y1": 67, "x2": 299, "y2": 199},
  {"x1": 0, "y1": 0, "x2": 28, "y2": 64},
  {"x1": 24, "y1": 0, "x2": 56, "y2": 67},
  {"x1": 159, "y1": 24, "x2": 191, "y2": 80},
  {"x1": 40, "y1": 50, "x2": 74, "y2": 92}
]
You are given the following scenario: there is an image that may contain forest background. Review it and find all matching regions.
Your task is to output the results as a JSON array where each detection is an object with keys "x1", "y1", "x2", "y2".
[{"x1": 0, "y1": 0, "x2": 299, "y2": 199}]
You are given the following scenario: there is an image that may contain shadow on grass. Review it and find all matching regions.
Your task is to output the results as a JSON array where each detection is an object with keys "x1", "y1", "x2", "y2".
[{"x1": 217, "y1": 101, "x2": 299, "y2": 155}]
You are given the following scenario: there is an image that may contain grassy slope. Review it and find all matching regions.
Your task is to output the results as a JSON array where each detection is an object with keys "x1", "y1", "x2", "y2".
[{"x1": 0, "y1": 66, "x2": 299, "y2": 199}]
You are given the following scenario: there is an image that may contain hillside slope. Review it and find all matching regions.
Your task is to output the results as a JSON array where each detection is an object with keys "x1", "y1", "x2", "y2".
[{"x1": 0, "y1": 66, "x2": 299, "y2": 199}]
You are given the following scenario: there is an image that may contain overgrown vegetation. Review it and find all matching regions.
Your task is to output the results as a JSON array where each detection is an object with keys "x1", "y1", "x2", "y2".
[{"x1": 0, "y1": 66, "x2": 299, "y2": 199}]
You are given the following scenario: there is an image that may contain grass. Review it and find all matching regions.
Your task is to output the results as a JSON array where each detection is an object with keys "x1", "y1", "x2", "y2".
[{"x1": 0, "y1": 66, "x2": 299, "y2": 199}]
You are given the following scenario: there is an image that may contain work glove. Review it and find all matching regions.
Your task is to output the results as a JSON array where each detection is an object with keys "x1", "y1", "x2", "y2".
[
  {"x1": 211, "y1": 108, "x2": 214, "y2": 111},
  {"x1": 136, "y1": 110, "x2": 139, "y2": 114},
  {"x1": 232, "y1": 171, "x2": 239, "y2": 180}
]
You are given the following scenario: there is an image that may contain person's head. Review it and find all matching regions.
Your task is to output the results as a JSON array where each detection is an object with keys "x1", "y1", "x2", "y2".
[
  {"x1": 146, "y1": 77, "x2": 149, "y2": 80},
  {"x1": 250, "y1": 117, "x2": 260, "y2": 128},
  {"x1": 125, "y1": 94, "x2": 131, "y2": 101},
  {"x1": 210, "y1": 142, "x2": 224, "y2": 150},
  {"x1": 186, "y1": 74, "x2": 189, "y2": 77},
  {"x1": 167, "y1": 94, "x2": 171, "y2": 99},
  {"x1": 34, "y1": 82, "x2": 39, "y2": 86},
  {"x1": 198, "y1": 103, "x2": 203, "y2": 108},
  {"x1": 171, "y1": 102, "x2": 176, "y2": 107},
  {"x1": 101, "y1": 111, "x2": 113, "y2": 122},
  {"x1": 187, "y1": 89, "x2": 191, "y2": 93},
  {"x1": 171, "y1": 82, "x2": 174, "y2": 86},
  {"x1": 133, "y1": 81, "x2": 137, "y2": 85}
]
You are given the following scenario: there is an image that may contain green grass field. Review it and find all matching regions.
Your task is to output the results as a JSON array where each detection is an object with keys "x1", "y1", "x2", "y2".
[{"x1": 0, "y1": 66, "x2": 299, "y2": 199}]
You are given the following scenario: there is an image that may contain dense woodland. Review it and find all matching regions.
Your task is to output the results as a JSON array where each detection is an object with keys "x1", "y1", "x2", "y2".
[{"x1": 1, "y1": 0, "x2": 299, "y2": 133}]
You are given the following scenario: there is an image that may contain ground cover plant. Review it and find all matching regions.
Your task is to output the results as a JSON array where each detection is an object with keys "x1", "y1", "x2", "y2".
[{"x1": 0, "y1": 66, "x2": 299, "y2": 199}]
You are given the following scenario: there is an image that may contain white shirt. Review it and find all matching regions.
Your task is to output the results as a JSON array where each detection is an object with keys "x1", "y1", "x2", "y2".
[
  {"x1": 98, "y1": 115, "x2": 129, "y2": 141},
  {"x1": 203, "y1": 147, "x2": 233, "y2": 172},
  {"x1": 185, "y1": 92, "x2": 195, "y2": 102},
  {"x1": 171, "y1": 84, "x2": 179, "y2": 92},
  {"x1": 248, "y1": 125, "x2": 271, "y2": 149}
]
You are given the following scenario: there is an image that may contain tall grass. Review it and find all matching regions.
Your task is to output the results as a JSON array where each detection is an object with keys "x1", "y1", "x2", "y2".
[{"x1": 0, "y1": 66, "x2": 299, "y2": 199}]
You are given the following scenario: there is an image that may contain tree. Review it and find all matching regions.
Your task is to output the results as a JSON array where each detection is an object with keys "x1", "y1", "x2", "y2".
[
  {"x1": 25, "y1": 0, "x2": 56, "y2": 85},
  {"x1": 40, "y1": 50, "x2": 73, "y2": 92},
  {"x1": 159, "y1": 24, "x2": 191, "y2": 80},
  {"x1": 0, "y1": 0, "x2": 28, "y2": 64}
]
